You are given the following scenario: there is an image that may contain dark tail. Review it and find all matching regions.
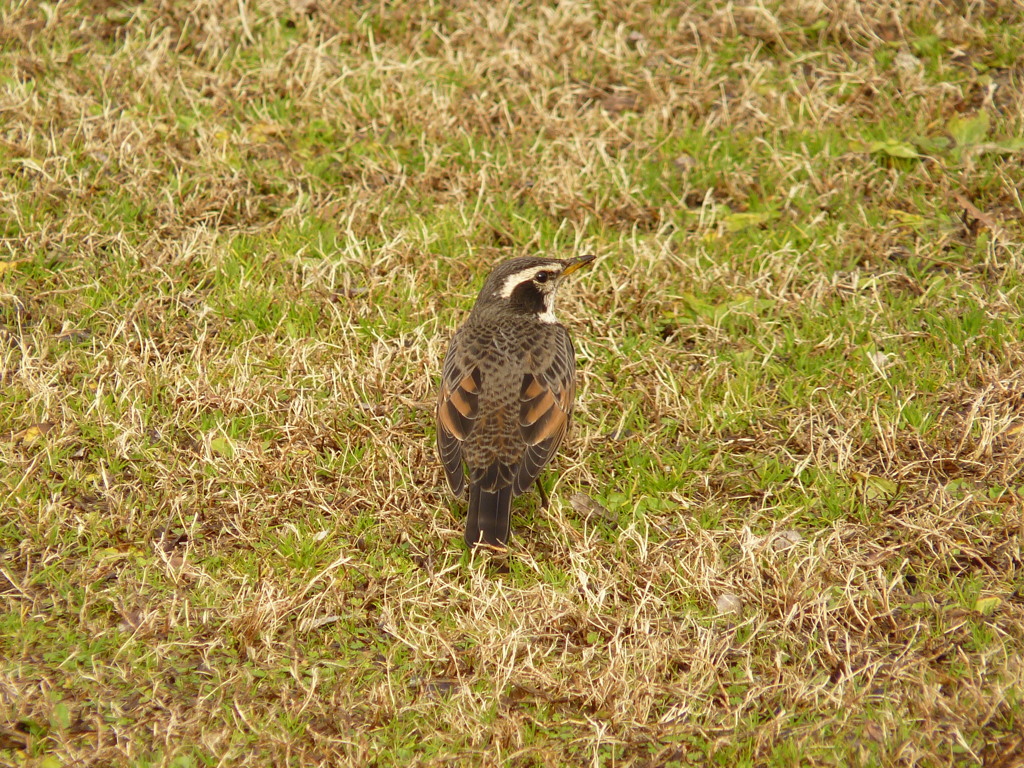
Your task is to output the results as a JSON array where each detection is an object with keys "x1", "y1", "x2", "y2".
[{"x1": 465, "y1": 484, "x2": 513, "y2": 548}]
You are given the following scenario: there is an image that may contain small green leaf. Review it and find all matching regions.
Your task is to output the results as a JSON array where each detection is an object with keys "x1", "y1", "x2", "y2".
[
  {"x1": 867, "y1": 139, "x2": 920, "y2": 159},
  {"x1": 973, "y1": 596, "x2": 1001, "y2": 615},
  {"x1": 604, "y1": 492, "x2": 629, "y2": 509},
  {"x1": 948, "y1": 109, "x2": 990, "y2": 146},
  {"x1": 51, "y1": 701, "x2": 72, "y2": 731},
  {"x1": 676, "y1": 293, "x2": 774, "y2": 323},
  {"x1": 853, "y1": 473, "x2": 899, "y2": 500},
  {"x1": 911, "y1": 135, "x2": 950, "y2": 153},
  {"x1": 210, "y1": 436, "x2": 235, "y2": 458},
  {"x1": 889, "y1": 209, "x2": 928, "y2": 229},
  {"x1": 722, "y1": 210, "x2": 779, "y2": 232},
  {"x1": 676, "y1": 293, "x2": 717, "y2": 322},
  {"x1": 868, "y1": 479, "x2": 901, "y2": 501},
  {"x1": 944, "y1": 478, "x2": 967, "y2": 497}
]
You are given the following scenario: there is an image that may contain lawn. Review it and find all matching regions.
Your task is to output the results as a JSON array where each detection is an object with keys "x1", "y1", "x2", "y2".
[{"x1": 2, "y1": 0, "x2": 1023, "y2": 765}]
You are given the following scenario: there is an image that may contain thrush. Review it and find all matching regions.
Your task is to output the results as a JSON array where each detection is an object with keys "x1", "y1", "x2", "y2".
[{"x1": 436, "y1": 254, "x2": 594, "y2": 548}]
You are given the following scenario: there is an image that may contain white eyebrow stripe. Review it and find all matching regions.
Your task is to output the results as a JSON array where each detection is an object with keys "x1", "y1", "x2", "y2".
[{"x1": 496, "y1": 267, "x2": 549, "y2": 298}]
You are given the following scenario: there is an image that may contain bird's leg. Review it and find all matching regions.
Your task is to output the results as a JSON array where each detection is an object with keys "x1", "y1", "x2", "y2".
[{"x1": 535, "y1": 478, "x2": 550, "y2": 510}]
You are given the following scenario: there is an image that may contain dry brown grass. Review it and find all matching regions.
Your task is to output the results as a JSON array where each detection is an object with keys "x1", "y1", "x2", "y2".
[{"x1": 2, "y1": 0, "x2": 1024, "y2": 765}]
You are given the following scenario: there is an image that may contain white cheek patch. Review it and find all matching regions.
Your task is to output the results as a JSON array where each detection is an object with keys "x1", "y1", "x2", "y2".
[
  {"x1": 538, "y1": 285, "x2": 559, "y2": 323},
  {"x1": 496, "y1": 267, "x2": 549, "y2": 299}
]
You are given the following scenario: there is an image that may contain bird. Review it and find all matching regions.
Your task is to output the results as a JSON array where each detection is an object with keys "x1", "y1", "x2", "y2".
[{"x1": 436, "y1": 254, "x2": 594, "y2": 549}]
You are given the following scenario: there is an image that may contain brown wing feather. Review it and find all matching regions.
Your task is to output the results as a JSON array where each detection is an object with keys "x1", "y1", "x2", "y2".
[
  {"x1": 513, "y1": 331, "x2": 575, "y2": 495},
  {"x1": 436, "y1": 332, "x2": 481, "y2": 497}
]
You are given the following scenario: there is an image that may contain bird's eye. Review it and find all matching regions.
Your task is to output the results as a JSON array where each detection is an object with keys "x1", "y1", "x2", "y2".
[{"x1": 534, "y1": 271, "x2": 549, "y2": 284}]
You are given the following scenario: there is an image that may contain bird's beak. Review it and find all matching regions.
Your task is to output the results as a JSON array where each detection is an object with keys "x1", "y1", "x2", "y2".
[{"x1": 561, "y1": 254, "x2": 596, "y2": 277}]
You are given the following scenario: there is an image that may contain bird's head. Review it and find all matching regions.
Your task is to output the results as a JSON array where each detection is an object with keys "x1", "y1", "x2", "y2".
[{"x1": 475, "y1": 254, "x2": 595, "y2": 322}]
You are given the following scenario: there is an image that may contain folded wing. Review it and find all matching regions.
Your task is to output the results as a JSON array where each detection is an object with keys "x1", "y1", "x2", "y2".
[
  {"x1": 513, "y1": 331, "x2": 575, "y2": 495},
  {"x1": 436, "y1": 333, "x2": 482, "y2": 497}
]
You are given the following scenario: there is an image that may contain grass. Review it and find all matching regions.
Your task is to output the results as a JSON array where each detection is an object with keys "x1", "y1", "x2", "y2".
[{"x1": 2, "y1": 0, "x2": 1024, "y2": 765}]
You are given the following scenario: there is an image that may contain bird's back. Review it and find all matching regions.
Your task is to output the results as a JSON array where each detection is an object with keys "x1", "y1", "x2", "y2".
[{"x1": 457, "y1": 312, "x2": 571, "y2": 489}]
